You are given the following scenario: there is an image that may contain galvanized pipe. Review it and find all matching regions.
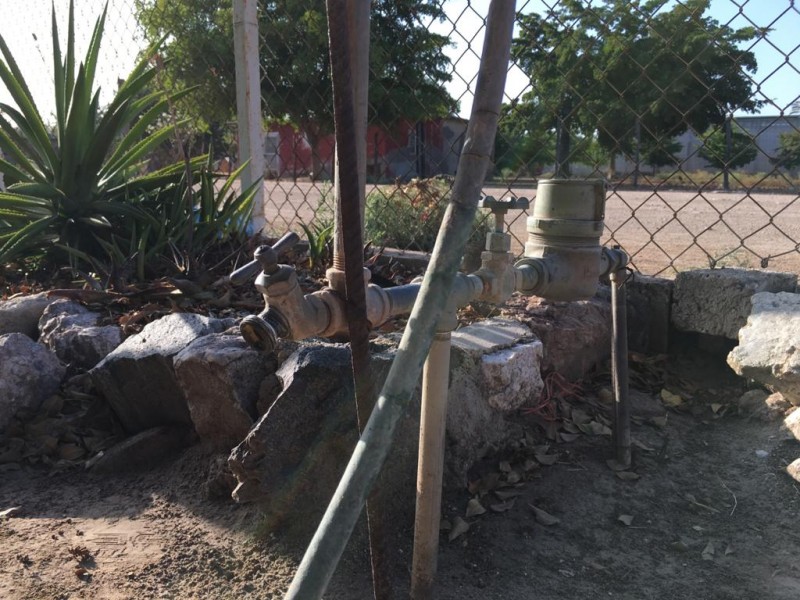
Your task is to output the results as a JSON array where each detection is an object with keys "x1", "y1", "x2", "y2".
[
  {"x1": 610, "y1": 269, "x2": 631, "y2": 468},
  {"x1": 283, "y1": 2, "x2": 516, "y2": 597}
]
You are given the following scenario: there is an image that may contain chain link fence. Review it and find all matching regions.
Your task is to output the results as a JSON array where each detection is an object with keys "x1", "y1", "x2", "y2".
[{"x1": 3, "y1": 1, "x2": 799, "y2": 276}]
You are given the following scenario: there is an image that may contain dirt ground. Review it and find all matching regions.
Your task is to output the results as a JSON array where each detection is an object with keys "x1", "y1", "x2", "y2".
[{"x1": 1, "y1": 337, "x2": 799, "y2": 599}]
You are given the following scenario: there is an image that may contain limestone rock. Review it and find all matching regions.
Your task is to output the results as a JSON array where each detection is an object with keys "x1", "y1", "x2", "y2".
[
  {"x1": 673, "y1": 269, "x2": 796, "y2": 339},
  {"x1": 787, "y1": 458, "x2": 800, "y2": 484},
  {"x1": 91, "y1": 313, "x2": 231, "y2": 434},
  {"x1": 728, "y1": 292, "x2": 800, "y2": 404},
  {"x1": 38, "y1": 300, "x2": 123, "y2": 371},
  {"x1": 784, "y1": 409, "x2": 800, "y2": 442},
  {"x1": 481, "y1": 342, "x2": 544, "y2": 411},
  {"x1": 448, "y1": 319, "x2": 542, "y2": 477},
  {"x1": 0, "y1": 333, "x2": 65, "y2": 432},
  {"x1": 0, "y1": 292, "x2": 57, "y2": 338},
  {"x1": 174, "y1": 333, "x2": 276, "y2": 450}
]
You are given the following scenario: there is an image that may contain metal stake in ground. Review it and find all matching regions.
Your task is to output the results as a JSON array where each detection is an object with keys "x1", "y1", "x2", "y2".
[
  {"x1": 324, "y1": 2, "x2": 391, "y2": 599},
  {"x1": 611, "y1": 268, "x2": 631, "y2": 468}
]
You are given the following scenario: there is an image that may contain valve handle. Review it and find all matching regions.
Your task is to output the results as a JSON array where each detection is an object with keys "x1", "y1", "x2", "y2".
[
  {"x1": 479, "y1": 195, "x2": 530, "y2": 212},
  {"x1": 229, "y1": 231, "x2": 301, "y2": 285}
]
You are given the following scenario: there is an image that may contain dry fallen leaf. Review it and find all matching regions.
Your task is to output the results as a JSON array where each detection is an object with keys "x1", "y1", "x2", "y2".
[
  {"x1": 649, "y1": 415, "x2": 668, "y2": 428},
  {"x1": 505, "y1": 470, "x2": 522, "y2": 485},
  {"x1": 466, "y1": 498, "x2": 486, "y2": 518},
  {"x1": 702, "y1": 541, "x2": 715, "y2": 561},
  {"x1": 522, "y1": 459, "x2": 538, "y2": 472},
  {"x1": 562, "y1": 421, "x2": 580, "y2": 434},
  {"x1": 605, "y1": 459, "x2": 629, "y2": 472},
  {"x1": 448, "y1": 516, "x2": 470, "y2": 541},
  {"x1": 535, "y1": 453, "x2": 559, "y2": 466},
  {"x1": 710, "y1": 403, "x2": 723, "y2": 414},
  {"x1": 670, "y1": 540, "x2": 689, "y2": 553},
  {"x1": 632, "y1": 438, "x2": 655, "y2": 452},
  {"x1": 661, "y1": 389, "x2": 684, "y2": 408},
  {"x1": 560, "y1": 432, "x2": 581, "y2": 443},
  {"x1": 616, "y1": 471, "x2": 641, "y2": 481},
  {"x1": 578, "y1": 421, "x2": 612, "y2": 436},
  {"x1": 571, "y1": 408, "x2": 592, "y2": 426},
  {"x1": 490, "y1": 498, "x2": 516, "y2": 513},
  {"x1": 498, "y1": 460, "x2": 513, "y2": 473},
  {"x1": 494, "y1": 489, "x2": 523, "y2": 501},
  {"x1": 529, "y1": 504, "x2": 560, "y2": 526},
  {"x1": 617, "y1": 514, "x2": 634, "y2": 526}
]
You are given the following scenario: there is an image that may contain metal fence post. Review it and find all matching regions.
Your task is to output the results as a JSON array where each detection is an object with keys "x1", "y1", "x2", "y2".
[{"x1": 233, "y1": 0, "x2": 266, "y2": 233}]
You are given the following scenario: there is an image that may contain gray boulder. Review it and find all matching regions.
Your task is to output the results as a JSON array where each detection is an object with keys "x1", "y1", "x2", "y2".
[
  {"x1": 728, "y1": 292, "x2": 800, "y2": 405},
  {"x1": 228, "y1": 341, "x2": 409, "y2": 535},
  {"x1": 175, "y1": 333, "x2": 277, "y2": 450},
  {"x1": 91, "y1": 313, "x2": 232, "y2": 434},
  {"x1": 87, "y1": 425, "x2": 195, "y2": 473},
  {"x1": 673, "y1": 268, "x2": 797, "y2": 339},
  {"x1": 228, "y1": 321, "x2": 544, "y2": 532},
  {"x1": 0, "y1": 292, "x2": 57, "y2": 338},
  {"x1": 0, "y1": 333, "x2": 65, "y2": 432},
  {"x1": 39, "y1": 299, "x2": 123, "y2": 371}
]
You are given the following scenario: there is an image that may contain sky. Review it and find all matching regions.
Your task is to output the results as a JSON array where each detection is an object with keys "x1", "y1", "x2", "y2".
[{"x1": 0, "y1": 0, "x2": 798, "y2": 124}]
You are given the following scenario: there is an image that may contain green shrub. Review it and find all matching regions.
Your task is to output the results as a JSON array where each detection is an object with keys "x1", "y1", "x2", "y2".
[
  {"x1": 364, "y1": 178, "x2": 488, "y2": 253},
  {"x1": 0, "y1": 0, "x2": 252, "y2": 276}
]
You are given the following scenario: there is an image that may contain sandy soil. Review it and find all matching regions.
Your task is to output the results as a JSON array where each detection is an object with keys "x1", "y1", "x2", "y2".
[
  {"x1": 1, "y1": 340, "x2": 798, "y2": 599},
  {"x1": 259, "y1": 180, "x2": 800, "y2": 277}
]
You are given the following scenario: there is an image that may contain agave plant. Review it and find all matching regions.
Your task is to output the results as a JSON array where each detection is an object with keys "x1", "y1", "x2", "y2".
[{"x1": 0, "y1": 0, "x2": 204, "y2": 266}]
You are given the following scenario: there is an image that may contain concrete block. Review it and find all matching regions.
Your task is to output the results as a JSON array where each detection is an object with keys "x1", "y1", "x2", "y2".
[
  {"x1": 672, "y1": 268, "x2": 796, "y2": 339},
  {"x1": 448, "y1": 318, "x2": 543, "y2": 477},
  {"x1": 728, "y1": 292, "x2": 800, "y2": 405},
  {"x1": 626, "y1": 274, "x2": 673, "y2": 354}
]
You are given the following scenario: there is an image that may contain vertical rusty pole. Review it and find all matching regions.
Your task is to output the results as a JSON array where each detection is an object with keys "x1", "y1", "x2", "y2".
[
  {"x1": 325, "y1": 2, "x2": 392, "y2": 599},
  {"x1": 610, "y1": 269, "x2": 631, "y2": 468}
]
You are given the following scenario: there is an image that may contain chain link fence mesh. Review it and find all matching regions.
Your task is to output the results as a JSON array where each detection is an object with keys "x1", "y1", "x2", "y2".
[{"x1": 3, "y1": 1, "x2": 799, "y2": 276}]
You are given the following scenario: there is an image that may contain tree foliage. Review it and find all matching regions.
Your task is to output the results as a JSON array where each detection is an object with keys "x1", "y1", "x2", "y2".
[
  {"x1": 505, "y1": 0, "x2": 762, "y2": 176},
  {"x1": 135, "y1": 0, "x2": 457, "y2": 165},
  {"x1": 698, "y1": 123, "x2": 758, "y2": 170},
  {"x1": 774, "y1": 130, "x2": 800, "y2": 170}
]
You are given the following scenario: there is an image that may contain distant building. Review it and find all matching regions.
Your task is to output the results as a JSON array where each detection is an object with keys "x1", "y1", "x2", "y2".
[
  {"x1": 617, "y1": 115, "x2": 800, "y2": 176},
  {"x1": 264, "y1": 117, "x2": 468, "y2": 181}
]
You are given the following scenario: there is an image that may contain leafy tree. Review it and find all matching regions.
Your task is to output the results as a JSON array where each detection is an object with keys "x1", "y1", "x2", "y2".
[
  {"x1": 698, "y1": 123, "x2": 758, "y2": 170},
  {"x1": 773, "y1": 130, "x2": 800, "y2": 170},
  {"x1": 135, "y1": 0, "x2": 456, "y2": 179},
  {"x1": 510, "y1": 0, "x2": 762, "y2": 176}
]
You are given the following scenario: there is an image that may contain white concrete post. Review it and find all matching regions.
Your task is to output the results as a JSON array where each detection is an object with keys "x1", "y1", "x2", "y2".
[{"x1": 233, "y1": 0, "x2": 266, "y2": 233}]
